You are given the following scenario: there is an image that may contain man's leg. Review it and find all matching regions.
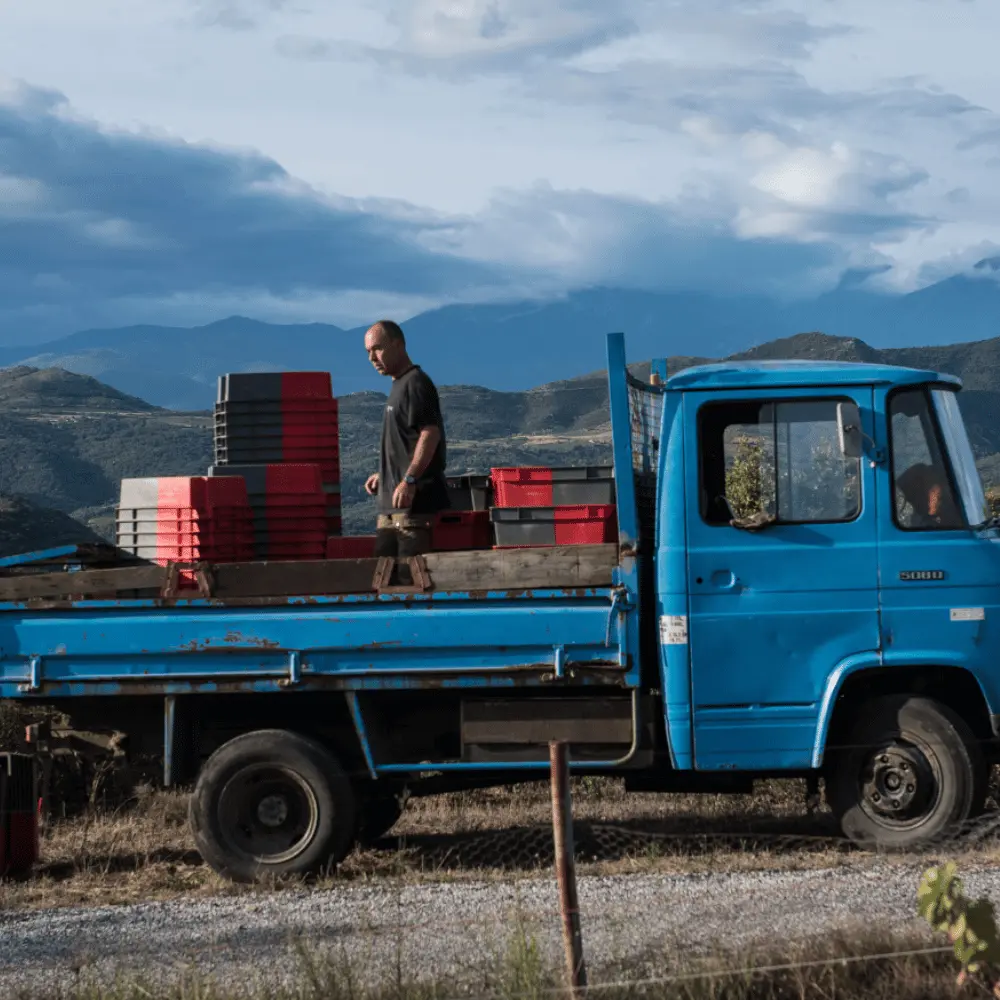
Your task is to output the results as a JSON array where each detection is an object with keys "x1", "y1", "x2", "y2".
[
  {"x1": 373, "y1": 514, "x2": 399, "y2": 559},
  {"x1": 395, "y1": 513, "x2": 434, "y2": 559}
]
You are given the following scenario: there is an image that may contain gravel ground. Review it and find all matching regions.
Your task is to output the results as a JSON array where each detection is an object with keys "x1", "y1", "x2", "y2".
[{"x1": 1, "y1": 859, "x2": 989, "y2": 997}]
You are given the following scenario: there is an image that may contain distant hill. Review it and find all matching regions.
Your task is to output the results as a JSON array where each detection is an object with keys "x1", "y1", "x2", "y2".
[
  {"x1": 0, "y1": 494, "x2": 103, "y2": 557},
  {"x1": 2, "y1": 328, "x2": 1000, "y2": 548},
  {"x1": 0, "y1": 366, "x2": 158, "y2": 413},
  {"x1": 4, "y1": 268, "x2": 1000, "y2": 407}
]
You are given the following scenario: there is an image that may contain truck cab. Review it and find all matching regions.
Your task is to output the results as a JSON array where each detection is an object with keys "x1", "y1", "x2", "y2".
[{"x1": 623, "y1": 340, "x2": 998, "y2": 848}]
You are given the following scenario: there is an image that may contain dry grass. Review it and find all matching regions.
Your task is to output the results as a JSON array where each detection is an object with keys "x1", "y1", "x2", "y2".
[
  {"x1": 4, "y1": 775, "x2": 999, "y2": 912},
  {"x1": 8, "y1": 926, "x2": 975, "y2": 1000}
]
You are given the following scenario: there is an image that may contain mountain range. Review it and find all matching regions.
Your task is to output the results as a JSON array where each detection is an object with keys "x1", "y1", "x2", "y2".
[
  {"x1": 2, "y1": 329, "x2": 1000, "y2": 551},
  {"x1": 5, "y1": 269, "x2": 1000, "y2": 408}
]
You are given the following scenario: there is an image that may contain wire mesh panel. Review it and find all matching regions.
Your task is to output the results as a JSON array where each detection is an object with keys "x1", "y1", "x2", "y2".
[{"x1": 626, "y1": 374, "x2": 665, "y2": 546}]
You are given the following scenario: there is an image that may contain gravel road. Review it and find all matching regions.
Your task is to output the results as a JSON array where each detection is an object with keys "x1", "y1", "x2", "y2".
[{"x1": 1, "y1": 861, "x2": 990, "y2": 997}]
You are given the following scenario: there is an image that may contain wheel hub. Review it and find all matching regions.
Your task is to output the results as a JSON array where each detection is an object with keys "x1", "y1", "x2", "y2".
[
  {"x1": 862, "y1": 745, "x2": 933, "y2": 821},
  {"x1": 256, "y1": 794, "x2": 290, "y2": 828},
  {"x1": 217, "y1": 765, "x2": 320, "y2": 865}
]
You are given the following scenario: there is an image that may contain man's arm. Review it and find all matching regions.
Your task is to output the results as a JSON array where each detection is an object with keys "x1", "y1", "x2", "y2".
[
  {"x1": 406, "y1": 426, "x2": 441, "y2": 480},
  {"x1": 391, "y1": 425, "x2": 440, "y2": 509}
]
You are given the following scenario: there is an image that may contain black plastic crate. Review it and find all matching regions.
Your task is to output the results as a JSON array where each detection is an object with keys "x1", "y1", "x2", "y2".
[{"x1": 446, "y1": 474, "x2": 491, "y2": 511}]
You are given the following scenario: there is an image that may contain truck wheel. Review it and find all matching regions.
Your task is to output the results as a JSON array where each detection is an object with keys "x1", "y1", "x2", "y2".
[
  {"x1": 189, "y1": 729, "x2": 356, "y2": 883},
  {"x1": 355, "y1": 792, "x2": 405, "y2": 847},
  {"x1": 826, "y1": 695, "x2": 986, "y2": 850}
]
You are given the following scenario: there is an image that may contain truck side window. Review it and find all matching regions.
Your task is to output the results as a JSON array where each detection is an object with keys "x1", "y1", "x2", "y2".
[
  {"x1": 889, "y1": 389, "x2": 965, "y2": 530},
  {"x1": 699, "y1": 398, "x2": 862, "y2": 526}
]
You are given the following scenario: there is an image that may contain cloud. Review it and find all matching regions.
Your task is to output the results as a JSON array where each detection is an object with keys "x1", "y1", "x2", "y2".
[
  {"x1": 275, "y1": 1, "x2": 853, "y2": 78},
  {"x1": 420, "y1": 177, "x2": 920, "y2": 302},
  {"x1": 193, "y1": 0, "x2": 295, "y2": 30},
  {"x1": 0, "y1": 79, "x2": 503, "y2": 337}
]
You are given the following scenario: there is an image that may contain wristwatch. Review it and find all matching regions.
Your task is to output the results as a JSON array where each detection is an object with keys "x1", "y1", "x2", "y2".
[{"x1": 404, "y1": 474, "x2": 417, "y2": 486}]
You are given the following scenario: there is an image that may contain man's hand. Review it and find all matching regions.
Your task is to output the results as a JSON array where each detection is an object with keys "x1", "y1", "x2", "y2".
[
  {"x1": 364, "y1": 473, "x2": 379, "y2": 496},
  {"x1": 392, "y1": 481, "x2": 415, "y2": 509}
]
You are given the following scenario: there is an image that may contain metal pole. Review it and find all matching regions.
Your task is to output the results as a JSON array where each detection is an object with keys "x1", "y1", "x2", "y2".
[{"x1": 549, "y1": 740, "x2": 587, "y2": 996}]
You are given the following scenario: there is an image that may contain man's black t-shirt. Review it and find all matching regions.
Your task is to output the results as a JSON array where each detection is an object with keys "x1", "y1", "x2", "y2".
[{"x1": 378, "y1": 365, "x2": 450, "y2": 514}]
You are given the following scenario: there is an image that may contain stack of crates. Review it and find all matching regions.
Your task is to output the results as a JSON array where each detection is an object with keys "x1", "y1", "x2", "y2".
[
  {"x1": 436, "y1": 474, "x2": 493, "y2": 551},
  {"x1": 489, "y1": 466, "x2": 617, "y2": 548},
  {"x1": 209, "y1": 464, "x2": 329, "y2": 561},
  {"x1": 1, "y1": 752, "x2": 39, "y2": 878},
  {"x1": 212, "y1": 372, "x2": 342, "y2": 538},
  {"x1": 115, "y1": 477, "x2": 255, "y2": 564}
]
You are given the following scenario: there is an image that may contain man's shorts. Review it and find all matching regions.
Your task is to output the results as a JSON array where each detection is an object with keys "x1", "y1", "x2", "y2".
[{"x1": 374, "y1": 512, "x2": 434, "y2": 559}]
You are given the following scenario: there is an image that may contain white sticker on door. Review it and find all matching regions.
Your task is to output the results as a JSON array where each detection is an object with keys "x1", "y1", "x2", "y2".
[
  {"x1": 950, "y1": 608, "x2": 986, "y2": 622},
  {"x1": 660, "y1": 615, "x2": 688, "y2": 645}
]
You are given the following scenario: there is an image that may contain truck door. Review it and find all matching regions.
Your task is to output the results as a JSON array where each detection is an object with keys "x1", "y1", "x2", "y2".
[
  {"x1": 682, "y1": 386, "x2": 880, "y2": 770},
  {"x1": 879, "y1": 384, "x2": 997, "y2": 682}
]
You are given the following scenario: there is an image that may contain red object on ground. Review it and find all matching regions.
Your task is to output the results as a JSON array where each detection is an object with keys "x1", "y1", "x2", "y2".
[
  {"x1": 0, "y1": 753, "x2": 38, "y2": 878},
  {"x1": 432, "y1": 511, "x2": 493, "y2": 551}
]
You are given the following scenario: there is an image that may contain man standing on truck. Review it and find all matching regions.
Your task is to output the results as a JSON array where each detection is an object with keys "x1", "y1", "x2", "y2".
[{"x1": 363, "y1": 319, "x2": 450, "y2": 557}]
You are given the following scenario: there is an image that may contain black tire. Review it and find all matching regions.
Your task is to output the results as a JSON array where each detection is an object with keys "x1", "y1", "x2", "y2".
[
  {"x1": 189, "y1": 729, "x2": 356, "y2": 883},
  {"x1": 355, "y1": 792, "x2": 405, "y2": 847},
  {"x1": 826, "y1": 695, "x2": 986, "y2": 850}
]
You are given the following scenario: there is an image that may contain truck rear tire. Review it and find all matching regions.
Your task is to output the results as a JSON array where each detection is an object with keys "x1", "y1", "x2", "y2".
[
  {"x1": 189, "y1": 729, "x2": 356, "y2": 883},
  {"x1": 826, "y1": 695, "x2": 986, "y2": 850}
]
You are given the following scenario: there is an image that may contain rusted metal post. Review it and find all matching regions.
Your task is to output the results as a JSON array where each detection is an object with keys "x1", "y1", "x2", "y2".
[{"x1": 549, "y1": 740, "x2": 587, "y2": 996}]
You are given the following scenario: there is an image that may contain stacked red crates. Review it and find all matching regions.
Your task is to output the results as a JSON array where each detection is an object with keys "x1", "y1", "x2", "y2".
[
  {"x1": 212, "y1": 372, "x2": 342, "y2": 538},
  {"x1": 434, "y1": 474, "x2": 493, "y2": 551},
  {"x1": 115, "y1": 477, "x2": 255, "y2": 564},
  {"x1": 209, "y1": 464, "x2": 329, "y2": 560},
  {"x1": 0, "y1": 753, "x2": 38, "y2": 878},
  {"x1": 489, "y1": 466, "x2": 617, "y2": 548}
]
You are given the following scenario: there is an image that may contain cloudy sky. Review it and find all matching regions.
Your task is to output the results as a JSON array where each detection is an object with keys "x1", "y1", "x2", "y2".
[{"x1": 2, "y1": 0, "x2": 1000, "y2": 339}]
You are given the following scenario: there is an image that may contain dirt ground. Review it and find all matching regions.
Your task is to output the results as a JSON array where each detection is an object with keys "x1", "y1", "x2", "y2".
[{"x1": 3, "y1": 776, "x2": 996, "y2": 911}]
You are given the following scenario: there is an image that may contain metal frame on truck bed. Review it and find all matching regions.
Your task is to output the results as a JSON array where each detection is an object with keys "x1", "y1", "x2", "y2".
[{"x1": 2, "y1": 330, "x2": 1000, "y2": 882}]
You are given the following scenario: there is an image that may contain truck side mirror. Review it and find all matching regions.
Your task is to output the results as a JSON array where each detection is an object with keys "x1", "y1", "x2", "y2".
[{"x1": 836, "y1": 402, "x2": 863, "y2": 460}]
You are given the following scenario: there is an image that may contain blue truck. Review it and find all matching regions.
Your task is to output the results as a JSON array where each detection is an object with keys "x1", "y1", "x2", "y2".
[{"x1": 0, "y1": 331, "x2": 997, "y2": 882}]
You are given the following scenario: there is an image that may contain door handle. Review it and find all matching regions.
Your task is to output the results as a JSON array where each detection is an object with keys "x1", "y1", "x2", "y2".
[{"x1": 710, "y1": 570, "x2": 739, "y2": 591}]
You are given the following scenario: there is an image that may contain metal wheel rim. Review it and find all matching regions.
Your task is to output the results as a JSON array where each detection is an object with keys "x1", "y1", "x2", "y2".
[
  {"x1": 216, "y1": 764, "x2": 320, "y2": 865},
  {"x1": 857, "y1": 731, "x2": 942, "y2": 832}
]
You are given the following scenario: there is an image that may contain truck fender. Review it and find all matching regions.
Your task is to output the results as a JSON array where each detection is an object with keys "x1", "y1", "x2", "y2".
[{"x1": 811, "y1": 649, "x2": 997, "y2": 769}]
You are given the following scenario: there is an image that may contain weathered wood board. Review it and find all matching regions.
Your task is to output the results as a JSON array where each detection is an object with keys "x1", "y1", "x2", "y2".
[{"x1": 0, "y1": 544, "x2": 619, "y2": 604}]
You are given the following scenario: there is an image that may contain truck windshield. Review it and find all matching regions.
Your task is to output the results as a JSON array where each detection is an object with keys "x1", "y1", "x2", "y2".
[{"x1": 932, "y1": 388, "x2": 988, "y2": 526}]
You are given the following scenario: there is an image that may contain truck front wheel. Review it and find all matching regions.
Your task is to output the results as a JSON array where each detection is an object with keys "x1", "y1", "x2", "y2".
[
  {"x1": 826, "y1": 695, "x2": 986, "y2": 850},
  {"x1": 189, "y1": 729, "x2": 356, "y2": 883}
]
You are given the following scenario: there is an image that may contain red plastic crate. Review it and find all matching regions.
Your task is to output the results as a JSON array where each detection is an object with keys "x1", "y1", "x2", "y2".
[
  {"x1": 326, "y1": 536, "x2": 376, "y2": 559},
  {"x1": 491, "y1": 505, "x2": 617, "y2": 548},
  {"x1": 432, "y1": 511, "x2": 492, "y2": 551},
  {"x1": 215, "y1": 399, "x2": 339, "y2": 414},
  {"x1": 280, "y1": 372, "x2": 333, "y2": 399},
  {"x1": 553, "y1": 505, "x2": 617, "y2": 545},
  {"x1": 116, "y1": 506, "x2": 253, "y2": 525},
  {"x1": 120, "y1": 476, "x2": 250, "y2": 511},
  {"x1": 490, "y1": 467, "x2": 615, "y2": 508}
]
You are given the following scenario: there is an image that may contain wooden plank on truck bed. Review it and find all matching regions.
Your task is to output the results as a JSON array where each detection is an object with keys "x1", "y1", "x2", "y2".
[
  {"x1": 424, "y1": 543, "x2": 617, "y2": 591},
  {"x1": 0, "y1": 564, "x2": 167, "y2": 601},
  {"x1": 204, "y1": 545, "x2": 618, "y2": 598},
  {"x1": 0, "y1": 544, "x2": 620, "y2": 604},
  {"x1": 210, "y1": 559, "x2": 381, "y2": 598}
]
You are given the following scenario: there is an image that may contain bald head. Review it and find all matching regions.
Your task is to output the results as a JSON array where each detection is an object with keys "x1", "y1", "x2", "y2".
[{"x1": 365, "y1": 319, "x2": 410, "y2": 378}]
